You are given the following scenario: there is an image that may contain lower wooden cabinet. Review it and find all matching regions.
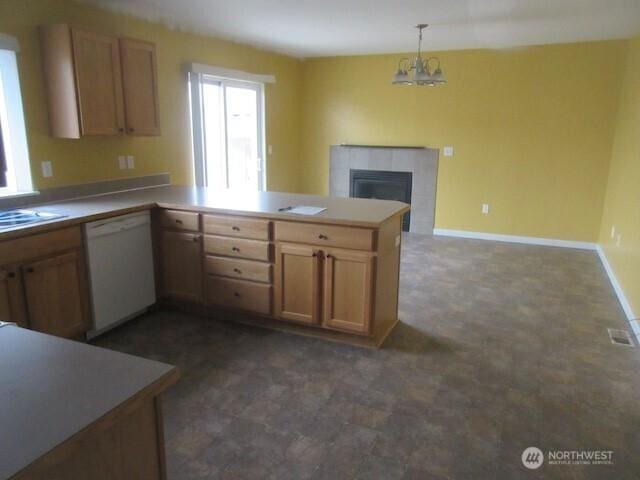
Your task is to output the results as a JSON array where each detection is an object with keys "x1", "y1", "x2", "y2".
[
  {"x1": 160, "y1": 230, "x2": 203, "y2": 303},
  {"x1": 0, "y1": 227, "x2": 90, "y2": 338},
  {"x1": 274, "y1": 243, "x2": 321, "y2": 325},
  {"x1": 206, "y1": 276, "x2": 272, "y2": 315},
  {"x1": 22, "y1": 251, "x2": 88, "y2": 338},
  {"x1": 0, "y1": 267, "x2": 28, "y2": 327},
  {"x1": 323, "y1": 249, "x2": 375, "y2": 333},
  {"x1": 153, "y1": 209, "x2": 403, "y2": 346},
  {"x1": 274, "y1": 244, "x2": 374, "y2": 334}
]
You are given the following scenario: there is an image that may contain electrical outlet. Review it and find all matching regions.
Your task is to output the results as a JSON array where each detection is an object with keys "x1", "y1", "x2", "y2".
[
  {"x1": 41, "y1": 161, "x2": 53, "y2": 178},
  {"x1": 118, "y1": 156, "x2": 127, "y2": 169},
  {"x1": 610, "y1": 226, "x2": 616, "y2": 239},
  {"x1": 616, "y1": 234, "x2": 622, "y2": 247},
  {"x1": 126, "y1": 155, "x2": 135, "y2": 169},
  {"x1": 443, "y1": 146, "x2": 454, "y2": 157},
  {"x1": 482, "y1": 203, "x2": 489, "y2": 214}
]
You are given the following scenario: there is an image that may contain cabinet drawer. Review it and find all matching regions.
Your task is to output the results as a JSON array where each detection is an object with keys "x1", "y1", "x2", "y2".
[
  {"x1": 205, "y1": 255, "x2": 272, "y2": 283},
  {"x1": 206, "y1": 276, "x2": 272, "y2": 315},
  {"x1": 203, "y1": 215, "x2": 270, "y2": 240},
  {"x1": 204, "y1": 235, "x2": 271, "y2": 261},
  {"x1": 0, "y1": 227, "x2": 82, "y2": 265},
  {"x1": 159, "y1": 210, "x2": 200, "y2": 231},
  {"x1": 275, "y1": 222, "x2": 375, "y2": 251}
]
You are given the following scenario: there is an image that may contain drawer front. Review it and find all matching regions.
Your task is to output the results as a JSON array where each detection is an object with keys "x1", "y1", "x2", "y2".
[
  {"x1": 0, "y1": 227, "x2": 82, "y2": 265},
  {"x1": 204, "y1": 235, "x2": 271, "y2": 261},
  {"x1": 275, "y1": 222, "x2": 375, "y2": 251},
  {"x1": 159, "y1": 210, "x2": 200, "y2": 231},
  {"x1": 206, "y1": 276, "x2": 272, "y2": 315},
  {"x1": 205, "y1": 255, "x2": 272, "y2": 283},
  {"x1": 203, "y1": 214, "x2": 270, "y2": 240}
]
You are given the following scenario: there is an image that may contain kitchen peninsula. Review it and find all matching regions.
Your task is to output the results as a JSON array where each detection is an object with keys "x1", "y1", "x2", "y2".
[
  {"x1": 0, "y1": 324, "x2": 178, "y2": 480},
  {"x1": 0, "y1": 186, "x2": 409, "y2": 347}
]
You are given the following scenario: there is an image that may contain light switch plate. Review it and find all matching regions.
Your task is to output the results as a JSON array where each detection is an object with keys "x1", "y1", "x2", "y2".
[
  {"x1": 268, "y1": 145, "x2": 273, "y2": 155},
  {"x1": 118, "y1": 156, "x2": 127, "y2": 169},
  {"x1": 126, "y1": 155, "x2": 135, "y2": 169},
  {"x1": 443, "y1": 146, "x2": 454, "y2": 157},
  {"x1": 482, "y1": 203, "x2": 490, "y2": 214},
  {"x1": 41, "y1": 161, "x2": 53, "y2": 178}
]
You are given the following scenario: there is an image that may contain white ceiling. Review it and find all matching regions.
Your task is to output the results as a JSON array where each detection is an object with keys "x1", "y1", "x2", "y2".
[{"x1": 80, "y1": 0, "x2": 640, "y2": 58}]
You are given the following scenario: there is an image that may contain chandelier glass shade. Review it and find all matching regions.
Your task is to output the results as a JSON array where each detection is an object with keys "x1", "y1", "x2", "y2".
[{"x1": 392, "y1": 24, "x2": 446, "y2": 87}]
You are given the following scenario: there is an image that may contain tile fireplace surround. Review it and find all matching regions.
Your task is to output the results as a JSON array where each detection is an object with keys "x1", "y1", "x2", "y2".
[{"x1": 329, "y1": 145, "x2": 438, "y2": 234}]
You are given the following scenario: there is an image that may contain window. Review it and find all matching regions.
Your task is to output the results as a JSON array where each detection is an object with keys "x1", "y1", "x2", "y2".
[
  {"x1": 189, "y1": 64, "x2": 273, "y2": 191},
  {"x1": 0, "y1": 34, "x2": 33, "y2": 197}
]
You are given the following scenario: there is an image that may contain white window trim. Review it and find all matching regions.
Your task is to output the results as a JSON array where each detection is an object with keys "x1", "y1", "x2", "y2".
[
  {"x1": 0, "y1": 38, "x2": 34, "y2": 198},
  {"x1": 189, "y1": 69, "x2": 269, "y2": 191},
  {"x1": 187, "y1": 63, "x2": 275, "y2": 84}
]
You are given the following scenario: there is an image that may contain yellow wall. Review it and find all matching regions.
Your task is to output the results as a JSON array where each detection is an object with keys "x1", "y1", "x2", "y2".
[
  {"x1": 0, "y1": 0, "x2": 303, "y2": 192},
  {"x1": 299, "y1": 42, "x2": 627, "y2": 242},
  {"x1": 598, "y1": 36, "x2": 640, "y2": 316}
]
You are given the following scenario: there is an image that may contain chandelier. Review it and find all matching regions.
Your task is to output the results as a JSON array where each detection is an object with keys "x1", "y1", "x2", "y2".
[{"x1": 392, "y1": 24, "x2": 446, "y2": 86}]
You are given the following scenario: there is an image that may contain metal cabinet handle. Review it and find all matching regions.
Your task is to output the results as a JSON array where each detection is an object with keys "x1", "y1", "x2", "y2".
[
  {"x1": 326, "y1": 254, "x2": 332, "y2": 259},
  {"x1": 312, "y1": 252, "x2": 317, "y2": 257},
  {"x1": 318, "y1": 234, "x2": 328, "y2": 240},
  {"x1": 175, "y1": 219, "x2": 183, "y2": 224},
  {"x1": 233, "y1": 292, "x2": 241, "y2": 297},
  {"x1": 118, "y1": 128, "x2": 124, "y2": 133},
  {"x1": 231, "y1": 226, "x2": 240, "y2": 231},
  {"x1": 192, "y1": 236, "x2": 199, "y2": 242},
  {"x1": 232, "y1": 247, "x2": 240, "y2": 252},
  {"x1": 233, "y1": 268, "x2": 242, "y2": 274},
  {"x1": 128, "y1": 128, "x2": 135, "y2": 133}
]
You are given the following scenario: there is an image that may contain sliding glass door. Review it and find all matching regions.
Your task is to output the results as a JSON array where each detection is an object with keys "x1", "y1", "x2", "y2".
[{"x1": 192, "y1": 75, "x2": 264, "y2": 190}]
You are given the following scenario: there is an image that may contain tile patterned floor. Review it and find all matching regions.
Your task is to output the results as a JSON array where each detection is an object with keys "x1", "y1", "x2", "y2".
[{"x1": 94, "y1": 233, "x2": 640, "y2": 479}]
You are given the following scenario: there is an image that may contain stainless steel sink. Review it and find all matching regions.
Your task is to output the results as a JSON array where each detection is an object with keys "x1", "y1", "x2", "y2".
[{"x1": 0, "y1": 209, "x2": 66, "y2": 231}]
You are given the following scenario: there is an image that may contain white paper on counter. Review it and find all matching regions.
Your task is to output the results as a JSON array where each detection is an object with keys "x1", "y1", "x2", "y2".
[{"x1": 289, "y1": 206, "x2": 326, "y2": 215}]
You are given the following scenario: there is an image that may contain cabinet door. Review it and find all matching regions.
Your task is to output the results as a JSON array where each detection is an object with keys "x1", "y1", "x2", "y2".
[
  {"x1": 22, "y1": 251, "x2": 88, "y2": 338},
  {"x1": 274, "y1": 243, "x2": 320, "y2": 325},
  {"x1": 161, "y1": 231, "x2": 203, "y2": 303},
  {"x1": 71, "y1": 28, "x2": 125, "y2": 135},
  {"x1": 323, "y1": 248, "x2": 375, "y2": 334},
  {"x1": 0, "y1": 267, "x2": 28, "y2": 327},
  {"x1": 119, "y1": 38, "x2": 161, "y2": 136}
]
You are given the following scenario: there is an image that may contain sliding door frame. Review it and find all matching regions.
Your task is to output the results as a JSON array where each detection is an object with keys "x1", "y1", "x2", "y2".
[{"x1": 189, "y1": 72, "x2": 266, "y2": 191}]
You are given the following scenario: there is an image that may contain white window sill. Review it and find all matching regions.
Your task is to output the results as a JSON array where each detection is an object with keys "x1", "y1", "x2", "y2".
[{"x1": 0, "y1": 190, "x2": 40, "y2": 201}]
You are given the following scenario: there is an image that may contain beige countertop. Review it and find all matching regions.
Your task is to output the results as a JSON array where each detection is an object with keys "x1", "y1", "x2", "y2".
[
  {"x1": 0, "y1": 325, "x2": 177, "y2": 480},
  {"x1": 0, "y1": 186, "x2": 410, "y2": 240}
]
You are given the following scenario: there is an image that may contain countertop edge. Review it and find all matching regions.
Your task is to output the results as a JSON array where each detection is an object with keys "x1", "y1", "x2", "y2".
[
  {"x1": 0, "y1": 195, "x2": 410, "y2": 241},
  {"x1": 7, "y1": 365, "x2": 180, "y2": 480}
]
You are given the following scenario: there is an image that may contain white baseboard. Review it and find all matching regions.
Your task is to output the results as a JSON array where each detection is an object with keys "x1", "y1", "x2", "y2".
[
  {"x1": 596, "y1": 246, "x2": 636, "y2": 322},
  {"x1": 433, "y1": 228, "x2": 597, "y2": 250}
]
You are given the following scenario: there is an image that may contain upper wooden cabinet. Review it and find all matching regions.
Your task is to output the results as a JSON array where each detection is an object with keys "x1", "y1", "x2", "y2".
[
  {"x1": 119, "y1": 38, "x2": 161, "y2": 136},
  {"x1": 39, "y1": 24, "x2": 160, "y2": 138},
  {"x1": 72, "y1": 28, "x2": 125, "y2": 136}
]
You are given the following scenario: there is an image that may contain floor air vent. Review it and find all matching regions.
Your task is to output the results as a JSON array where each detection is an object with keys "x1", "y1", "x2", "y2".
[{"x1": 608, "y1": 328, "x2": 635, "y2": 347}]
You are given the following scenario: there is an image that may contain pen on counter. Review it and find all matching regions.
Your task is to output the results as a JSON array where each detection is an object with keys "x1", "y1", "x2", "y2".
[{"x1": 278, "y1": 206, "x2": 293, "y2": 212}]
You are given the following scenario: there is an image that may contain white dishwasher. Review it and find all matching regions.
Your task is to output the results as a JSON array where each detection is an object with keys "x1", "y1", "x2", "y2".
[{"x1": 84, "y1": 211, "x2": 156, "y2": 338}]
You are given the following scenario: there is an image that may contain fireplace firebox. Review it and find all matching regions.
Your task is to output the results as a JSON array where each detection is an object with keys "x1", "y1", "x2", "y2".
[{"x1": 349, "y1": 169, "x2": 412, "y2": 231}]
